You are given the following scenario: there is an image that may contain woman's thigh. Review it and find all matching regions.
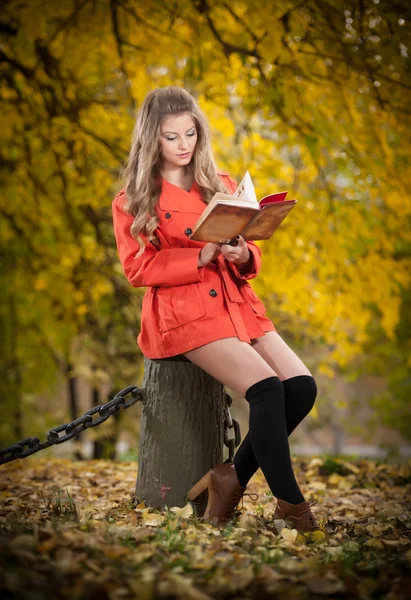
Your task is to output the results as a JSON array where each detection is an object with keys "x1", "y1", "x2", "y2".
[
  {"x1": 183, "y1": 337, "x2": 278, "y2": 398},
  {"x1": 251, "y1": 331, "x2": 312, "y2": 381}
]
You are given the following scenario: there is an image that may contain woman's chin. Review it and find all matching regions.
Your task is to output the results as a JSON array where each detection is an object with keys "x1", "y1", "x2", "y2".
[{"x1": 174, "y1": 157, "x2": 193, "y2": 167}]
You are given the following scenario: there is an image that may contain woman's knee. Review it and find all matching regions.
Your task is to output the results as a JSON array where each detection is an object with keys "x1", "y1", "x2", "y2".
[
  {"x1": 283, "y1": 374, "x2": 317, "y2": 416},
  {"x1": 183, "y1": 338, "x2": 277, "y2": 397}
]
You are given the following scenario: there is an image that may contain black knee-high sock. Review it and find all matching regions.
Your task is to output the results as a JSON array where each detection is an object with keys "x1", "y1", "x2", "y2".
[
  {"x1": 243, "y1": 375, "x2": 305, "y2": 504},
  {"x1": 234, "y1": 375, "x2": 317, "y2": 490}
]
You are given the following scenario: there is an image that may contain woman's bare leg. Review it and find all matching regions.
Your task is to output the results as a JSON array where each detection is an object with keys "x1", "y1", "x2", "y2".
[
  {"x1": 250, "y1": 331, "x2": 312, "y2": 380},
  {"x1": 184, "y1": 337, "x2": 306, "y2": 504},
  {"x1": 183, "y1": 337, "x2": 278, "y2": 398}
]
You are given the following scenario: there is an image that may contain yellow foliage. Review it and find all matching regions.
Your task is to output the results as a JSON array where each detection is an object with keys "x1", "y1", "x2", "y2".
[{"x1": 1, "y1": 0, "x2": 409, "y2": 409}]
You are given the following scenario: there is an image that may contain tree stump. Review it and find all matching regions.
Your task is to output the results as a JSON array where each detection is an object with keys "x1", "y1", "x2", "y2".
[{"x1": 135, "y1": 357, "x2": 225, "y2": 513}]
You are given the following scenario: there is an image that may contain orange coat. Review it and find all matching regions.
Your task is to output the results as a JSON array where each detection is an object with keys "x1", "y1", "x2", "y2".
[{"x1": 112, "y1": 172, "x2": 276, "y2": 358}]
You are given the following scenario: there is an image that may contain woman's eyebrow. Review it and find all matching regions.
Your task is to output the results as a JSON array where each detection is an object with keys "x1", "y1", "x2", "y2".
[{"x1": 162, "y1": 126, "x2": 196, "y2": 134}]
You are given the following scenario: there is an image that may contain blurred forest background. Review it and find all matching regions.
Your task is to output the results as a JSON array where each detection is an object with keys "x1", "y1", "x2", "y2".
[{"x1": 1, "y1": 0, "x2": 410, "y2": 461}]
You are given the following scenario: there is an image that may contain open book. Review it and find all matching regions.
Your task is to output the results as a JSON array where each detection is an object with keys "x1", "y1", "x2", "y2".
[{"x1": 190, "y1": 171, "x2": 297, "y2": 243}]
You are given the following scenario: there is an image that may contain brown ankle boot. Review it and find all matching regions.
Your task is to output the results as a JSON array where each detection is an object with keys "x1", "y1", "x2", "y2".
[
  {"x1": 187, "y1": 462, "x2": 258, "y2": 527},
  {"x1": 274, "y1": 498, "x2": 318, "y2": 532}
]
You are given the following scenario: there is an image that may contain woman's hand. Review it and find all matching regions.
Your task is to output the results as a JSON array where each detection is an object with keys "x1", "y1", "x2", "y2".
[
  {"x1": 198, "y1": 242, "x2": 222, "y2": 267},
  {"x1": 220, "y1": 236, "x2": 251, "y2": 268}
]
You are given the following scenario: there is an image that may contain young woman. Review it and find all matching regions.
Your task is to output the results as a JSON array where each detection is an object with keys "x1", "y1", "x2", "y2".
[{"x1": 112, "y1": 86, "x2": 319, "y2": 532}]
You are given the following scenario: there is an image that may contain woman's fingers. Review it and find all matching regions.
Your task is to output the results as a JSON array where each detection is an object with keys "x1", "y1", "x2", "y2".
[
  {"x1": 200, "y1": 242, "x2": 222, "y2": 265},
  {"x1": 201, "y1": 239, "x2": 247, "y2": 266},
  {"x1": 220, "y1": 237, "x2": 249, "y2": 263}
]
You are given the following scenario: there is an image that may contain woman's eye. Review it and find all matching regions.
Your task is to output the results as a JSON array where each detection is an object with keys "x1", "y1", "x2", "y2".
[{"x1": 164, "y1": 132, "x2": 196, "y2": 141}]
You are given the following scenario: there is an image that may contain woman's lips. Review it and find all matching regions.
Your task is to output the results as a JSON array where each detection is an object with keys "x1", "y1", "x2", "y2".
[{"x1": 177, "y1": 152, "x2": 190, "y2": 158}]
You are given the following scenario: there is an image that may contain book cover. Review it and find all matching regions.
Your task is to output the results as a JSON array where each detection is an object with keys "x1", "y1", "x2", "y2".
[{"x1": 190, "y1": 172, "x2": 296, "y2": 243}]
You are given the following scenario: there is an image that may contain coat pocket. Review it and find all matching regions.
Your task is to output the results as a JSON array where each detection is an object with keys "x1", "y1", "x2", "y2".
[
  {"x1": 242, "y1": 284, "x2": 267, "y2": 318},
  {"x1": 156, "y1": 283, "x2": 206, "y2": 332}
]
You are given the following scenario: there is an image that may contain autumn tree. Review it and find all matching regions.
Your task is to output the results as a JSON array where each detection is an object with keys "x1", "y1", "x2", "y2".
[{"x1": 1, "y1": 0, "x2": 410, "y2": 453}]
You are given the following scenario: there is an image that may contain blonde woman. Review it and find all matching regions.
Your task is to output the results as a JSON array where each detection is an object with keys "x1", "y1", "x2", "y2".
[{"x1": 112, "y1": 86, "x2": 318, "y2": 532}]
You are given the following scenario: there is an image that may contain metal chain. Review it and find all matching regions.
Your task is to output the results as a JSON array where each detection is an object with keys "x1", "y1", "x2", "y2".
[
  {"x1": 223, "y1": 392, "x2": 242, "y2": 463},
  {"x1": 0, "y1": 386, "x2": 241, "y2": 466},
  {"x1": 0, "y1": 386, "x2": 144, "y2": 465}
]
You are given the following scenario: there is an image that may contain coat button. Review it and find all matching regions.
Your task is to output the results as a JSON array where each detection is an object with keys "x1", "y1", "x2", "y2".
[
  {"x1": 185, "y1": 227, "x2": 193, "y2": 236},
  {"x1": 209, "y1": 289, "x2": 218, "y2": 297},
  {"x1": 165, "y1": 212, "x2": 171, "y2": 219}
]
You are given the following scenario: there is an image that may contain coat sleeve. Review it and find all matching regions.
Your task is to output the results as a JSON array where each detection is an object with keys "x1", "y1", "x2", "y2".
[
  {"x1": 227, "y1": 241, "x2": 262, "y2": 281},
  {"x1": 112, "y1": 192, "x2": 204, "y2": 288},
  {"x1": 219, "y1": 173, "x2": 262, "y2": 281}
]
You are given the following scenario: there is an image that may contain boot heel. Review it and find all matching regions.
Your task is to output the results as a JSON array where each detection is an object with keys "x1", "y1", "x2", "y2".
[{"x1": 187, "y1": 471, "x2": 211, "y2": 501}]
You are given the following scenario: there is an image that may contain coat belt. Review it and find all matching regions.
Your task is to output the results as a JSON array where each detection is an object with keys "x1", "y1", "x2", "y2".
[{"x1": 217, "y1": 255, "x2": 244, "y2": 303}]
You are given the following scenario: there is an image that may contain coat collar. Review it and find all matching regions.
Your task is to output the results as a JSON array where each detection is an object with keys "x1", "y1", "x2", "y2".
[{"x1": 158, "y1": 178, "x2": 206, "y2": 214}]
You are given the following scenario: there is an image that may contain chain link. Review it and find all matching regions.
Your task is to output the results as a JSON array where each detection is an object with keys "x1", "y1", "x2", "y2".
[
  {"x1": 223, "y1": 392, "x2": 242, "y2": 463},
  {"x1": 0, "y1": 386, "x2": 241, "y2": 465},
  {"x1": 0, "y1": 386, "x2": 144, "y2": 465}
]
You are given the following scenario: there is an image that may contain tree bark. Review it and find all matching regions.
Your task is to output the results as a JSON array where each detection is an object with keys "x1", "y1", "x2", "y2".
[{"x1": 135, "y1": 357, "x2": 225, "y2": 512}]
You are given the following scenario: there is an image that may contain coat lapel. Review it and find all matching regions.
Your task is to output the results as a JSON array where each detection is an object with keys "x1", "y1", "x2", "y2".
[{"x1": 159, "y1": 179, "x2": 206, "y2": 215}]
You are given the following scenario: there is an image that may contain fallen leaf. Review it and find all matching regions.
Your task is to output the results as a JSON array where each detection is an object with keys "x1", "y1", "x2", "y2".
[
  {"x1": 170, "y1": 502, "x2": 194, "y2": 519},
  {"x1": 36, "y1": 537, "x2": 57, "y2": 553},
  {"x1": 366, "y1": 524, "x2": 383, "y2": 537},
  {"x1": 128, "y1": 543, "x2": 156, "y2": 565},
  {"x1": 344, "y1": 541, "x2": 360, "y2": 552},
  {"x1": 309, "y1": 481, "x2": 327, "y2": 491},
  {"x1": 281, "y1": 528, "x2": 298, "y2": 543},
  {"x1": 101, "y1": 546, "x2": 131, "y2": 559},
  {"x1": 158, "y1": 572, "x2": 212, "y2": 599},
  {"x1": 54, "y1": 547, "x2": 80, "y2": 573},
  {"x1": 309, "y1": 530, "x2": 326, "y2": 543},
  {"x1": 142, "y1": 512, "x2": 165, "y2": 526},
  {"x1": 256, "y1": 564, "x2": 285, "y2": 581},
  {"x1": 10, "y1": 534, "x2": 36, "y2": 551},
  {"x1": 325, "y1": 546, "x2": 343, "y2": 559},
  {"x1": 107, "y1": 524, "x2": 134, "y2": 538},
  {"x1": 134, "y1": 527, "x2": 155, "y2": 542},
  {"x1": 306, "y1": 577, "x2": 345, "y2": 594},
  {"x1": 363, "y1": 538, "x2": 384, "y2": 549},
  {"x1": 341, "y1": 461, "x2": 361, "y2": 474},
  {"x1": 338, "y1": 478, "x2": 354, "y2": 490},
  {"x1": 308, "y1": 458, "x2": 324, "y2": 468},
  {"x1": 383, "y1": 504, "x2": 404, "y2": 517},
  {"x1": 278, "y1": 557, "x2": 309, "y2": 573},
  {"x1": 237, "y1": 513, "x2": 258, "y2": 529},
  {"x1": 381, "y1": 538, "x2": 410, "y2": 547}
]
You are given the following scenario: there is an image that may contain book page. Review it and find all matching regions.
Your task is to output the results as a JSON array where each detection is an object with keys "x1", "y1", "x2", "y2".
[
  {"x1": 233, "y1": 171, "x2": 258, "y2": 206},
  {"x1": 241, "y1": 200, "x2": 297, "y2": 241}
]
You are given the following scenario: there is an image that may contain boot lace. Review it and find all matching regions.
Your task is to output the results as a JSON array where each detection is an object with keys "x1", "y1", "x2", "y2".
[
  {"x1": 306, "y1": 499, "x2": 318, "y2": 528},
  {"x1": 229, "y1": 491, "x2": 259, "y2": 513},
  {"x1": 288, "y1": 498, "x2": 318, "y2": 527}
]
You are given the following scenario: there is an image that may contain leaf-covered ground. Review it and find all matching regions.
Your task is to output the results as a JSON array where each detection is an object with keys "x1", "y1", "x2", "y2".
[{"x1": 0, "y1": 456, "x2": 410, "y2": 599}]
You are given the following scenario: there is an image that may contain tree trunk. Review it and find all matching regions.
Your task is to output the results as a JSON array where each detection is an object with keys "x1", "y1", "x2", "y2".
[
  {"x1": 135, "y1": 357, "x2": 225, "y2": 513},
  {"x1": 66, "y1": 363, "x2": 86, "y2": 461},
  {"x1": 331, "y1": 422, "x2": 344, "y2": 456},
  {"x1": 92, "y1": 386, "x2": 119, "y2": 460}
]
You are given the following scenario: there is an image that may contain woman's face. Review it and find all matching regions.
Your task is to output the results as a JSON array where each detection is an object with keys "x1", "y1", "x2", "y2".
[{"x1": 159, "y1": 113, "x2": 198, "y2": 170}]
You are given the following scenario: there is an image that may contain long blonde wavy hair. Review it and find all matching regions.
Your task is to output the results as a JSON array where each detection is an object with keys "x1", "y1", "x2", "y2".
[{"x1": 121, "y1": 86, "x2": 230, "y2": 255}]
